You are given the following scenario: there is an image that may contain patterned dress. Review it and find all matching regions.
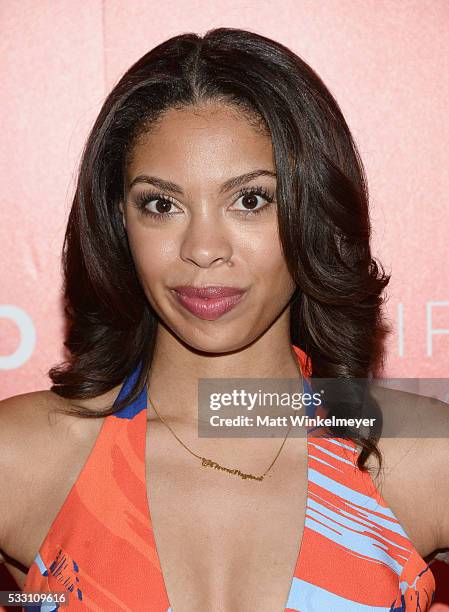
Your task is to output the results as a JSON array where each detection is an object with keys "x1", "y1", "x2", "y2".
[{"x1": 23, "y1": 345, "x2": 435, "y2": 610}]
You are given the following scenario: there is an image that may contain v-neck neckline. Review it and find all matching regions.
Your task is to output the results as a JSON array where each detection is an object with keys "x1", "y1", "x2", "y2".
[{"x1": 143, "y1": 390, "x2": 311, "y2": 611}]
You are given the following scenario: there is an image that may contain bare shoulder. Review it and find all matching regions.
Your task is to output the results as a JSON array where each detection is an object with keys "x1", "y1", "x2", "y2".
[
  {"x1": 0, "y1": 383, "x2": 123, "y2": 464},
  {"x1": 0, "y1": 389, "x2": 69, "y2": 442},
  {"x1": 0, "y1": 385, "x2": 121, "y2": 565},
  {"x1": 0, "y1": 391, "x2": 62, "y2": 561},
  {"x1": 0, "y1": 389, "x2": 96, "y2": 469},
  {"x1": 367, "y1": 384, "x2": 449, "y2": 557}
]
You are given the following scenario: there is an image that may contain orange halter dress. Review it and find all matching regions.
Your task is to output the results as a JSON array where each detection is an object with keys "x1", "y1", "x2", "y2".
[{"x1": 23, "y1": 345, "x2": 435, "y2": 610}]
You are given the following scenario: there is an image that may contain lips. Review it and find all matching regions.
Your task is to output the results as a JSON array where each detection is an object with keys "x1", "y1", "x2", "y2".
[
  {"x1": 173, "y1": 285, "x2": 246, "y2": 299},
  {"x1": 171, "y1": 285, "x2": 247, "y2": 320}
]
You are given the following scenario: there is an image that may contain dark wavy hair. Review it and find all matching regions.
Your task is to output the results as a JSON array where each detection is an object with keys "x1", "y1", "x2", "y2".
[{"x1": 49, "y1": 27, "x2": 391, "y2": 472}]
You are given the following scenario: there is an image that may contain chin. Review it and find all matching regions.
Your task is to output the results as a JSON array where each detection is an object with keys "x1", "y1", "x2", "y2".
[{"x1": 176, "y1": 329, "x2": 254, "y2": 355}]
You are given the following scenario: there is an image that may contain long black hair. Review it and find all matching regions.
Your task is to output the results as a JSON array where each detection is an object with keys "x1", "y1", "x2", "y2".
[{"x1": 49, "y1": 27, "x2": 391, "y2": 472}]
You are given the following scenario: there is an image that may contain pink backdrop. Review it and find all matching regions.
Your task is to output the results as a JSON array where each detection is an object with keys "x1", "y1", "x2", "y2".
[
  {"x1": 1, "y1": 0, "x2": 448, "y2": 604},
  {"x1": 1, "y1": 0, "x2": 448, "y2": 392}
]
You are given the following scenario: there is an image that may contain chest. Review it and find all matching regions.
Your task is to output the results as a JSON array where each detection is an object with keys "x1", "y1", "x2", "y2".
[{"x1": 145, "y1": 430, "x2": 309, "y2": 612}]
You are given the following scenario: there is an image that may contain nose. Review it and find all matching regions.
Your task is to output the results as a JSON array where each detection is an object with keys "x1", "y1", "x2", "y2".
[{"x1": 179, "y1": 214, "x2": 233, "y2": 269}]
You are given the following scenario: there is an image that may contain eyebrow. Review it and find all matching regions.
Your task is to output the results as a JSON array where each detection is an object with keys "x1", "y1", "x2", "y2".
[{"x1": 128, "y1": 169, "x2": 277, "y2": 195}]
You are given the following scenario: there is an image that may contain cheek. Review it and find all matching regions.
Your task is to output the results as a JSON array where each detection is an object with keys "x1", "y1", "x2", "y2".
[
  {"x1": 126, "y1": 229, "x2": 176, "y2": 284},
  {"x1": 245, "y1": 227, "x2": 294, "y2": 293}
]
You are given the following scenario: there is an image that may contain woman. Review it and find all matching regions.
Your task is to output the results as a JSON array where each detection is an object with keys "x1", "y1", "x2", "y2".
[{"x1": 1, "y1": 27, "x2": 448, "y2": 611}]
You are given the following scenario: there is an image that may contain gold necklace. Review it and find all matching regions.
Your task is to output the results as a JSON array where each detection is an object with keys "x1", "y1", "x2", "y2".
[{"x1": 147, "y1": 374, "x2": 303, "y2": 482}]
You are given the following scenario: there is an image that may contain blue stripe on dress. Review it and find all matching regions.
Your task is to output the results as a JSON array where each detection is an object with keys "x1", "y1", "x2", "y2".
[
  {"x1": 285, "y1": 577, "x2": 391, "y2": 611},
  {"x1": 113, "y1": 362, "x2": 147, "y2": 419}
]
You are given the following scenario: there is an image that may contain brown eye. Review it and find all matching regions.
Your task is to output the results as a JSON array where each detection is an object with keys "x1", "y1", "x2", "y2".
[
  {"x1": 133, "y1": 191, "x2": 182, "y2": 220},
  {"x1": 153, "y1": 199, "x2": 173, "y2": 214},
  {"x1": 232, "y1": 186, "x2": 274, "y2": 215},
  {"x1": 241, "y1": 194, "x2": 259, "y2": 210}
]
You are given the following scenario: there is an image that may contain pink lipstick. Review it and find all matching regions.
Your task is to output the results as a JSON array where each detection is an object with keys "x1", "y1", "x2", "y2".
[{"x1": 171, "y1": 285, "x2": 247, "y2": 320}]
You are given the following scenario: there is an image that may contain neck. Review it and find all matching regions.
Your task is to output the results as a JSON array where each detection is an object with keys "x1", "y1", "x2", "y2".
[{"x1": 145, "y1": 327, "x2": 303, "y2": 426}]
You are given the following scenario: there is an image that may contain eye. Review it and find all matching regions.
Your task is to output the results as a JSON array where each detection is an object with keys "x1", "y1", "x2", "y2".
[
  {"x1": 231, "y1": 186, "x2": 275, "y2": 216},
  {"x1": 133, "y1": 192, "x2": 181, "y2": 220},
  {"x1": 132, "y1": 185, "x2": 276, "y2": 221}
]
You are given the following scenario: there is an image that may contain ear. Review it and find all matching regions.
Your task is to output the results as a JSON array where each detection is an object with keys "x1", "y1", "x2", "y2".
[{"x1": 119, "y1": 201, "x2": 126, "y2": 229}]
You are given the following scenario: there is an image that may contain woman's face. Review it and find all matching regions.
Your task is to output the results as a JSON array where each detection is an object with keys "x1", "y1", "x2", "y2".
[{"x1": 121, "y1": 102, "x2": 296, "y2": 352}]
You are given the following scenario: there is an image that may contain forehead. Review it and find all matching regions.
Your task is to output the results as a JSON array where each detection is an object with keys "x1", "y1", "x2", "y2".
[{"x1": 125, "y1": 103, "x2": 275, "y2": 186}]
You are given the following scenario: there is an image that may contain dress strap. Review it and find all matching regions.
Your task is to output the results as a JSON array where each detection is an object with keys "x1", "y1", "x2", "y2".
[{"x1": 112, "y1": 361, "x2": 147, "y2": 419}]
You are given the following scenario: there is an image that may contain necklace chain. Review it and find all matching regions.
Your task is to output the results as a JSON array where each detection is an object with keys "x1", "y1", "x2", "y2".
[{"x1": 147, "y1": 373, "x2": 304, "y2": 482}]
